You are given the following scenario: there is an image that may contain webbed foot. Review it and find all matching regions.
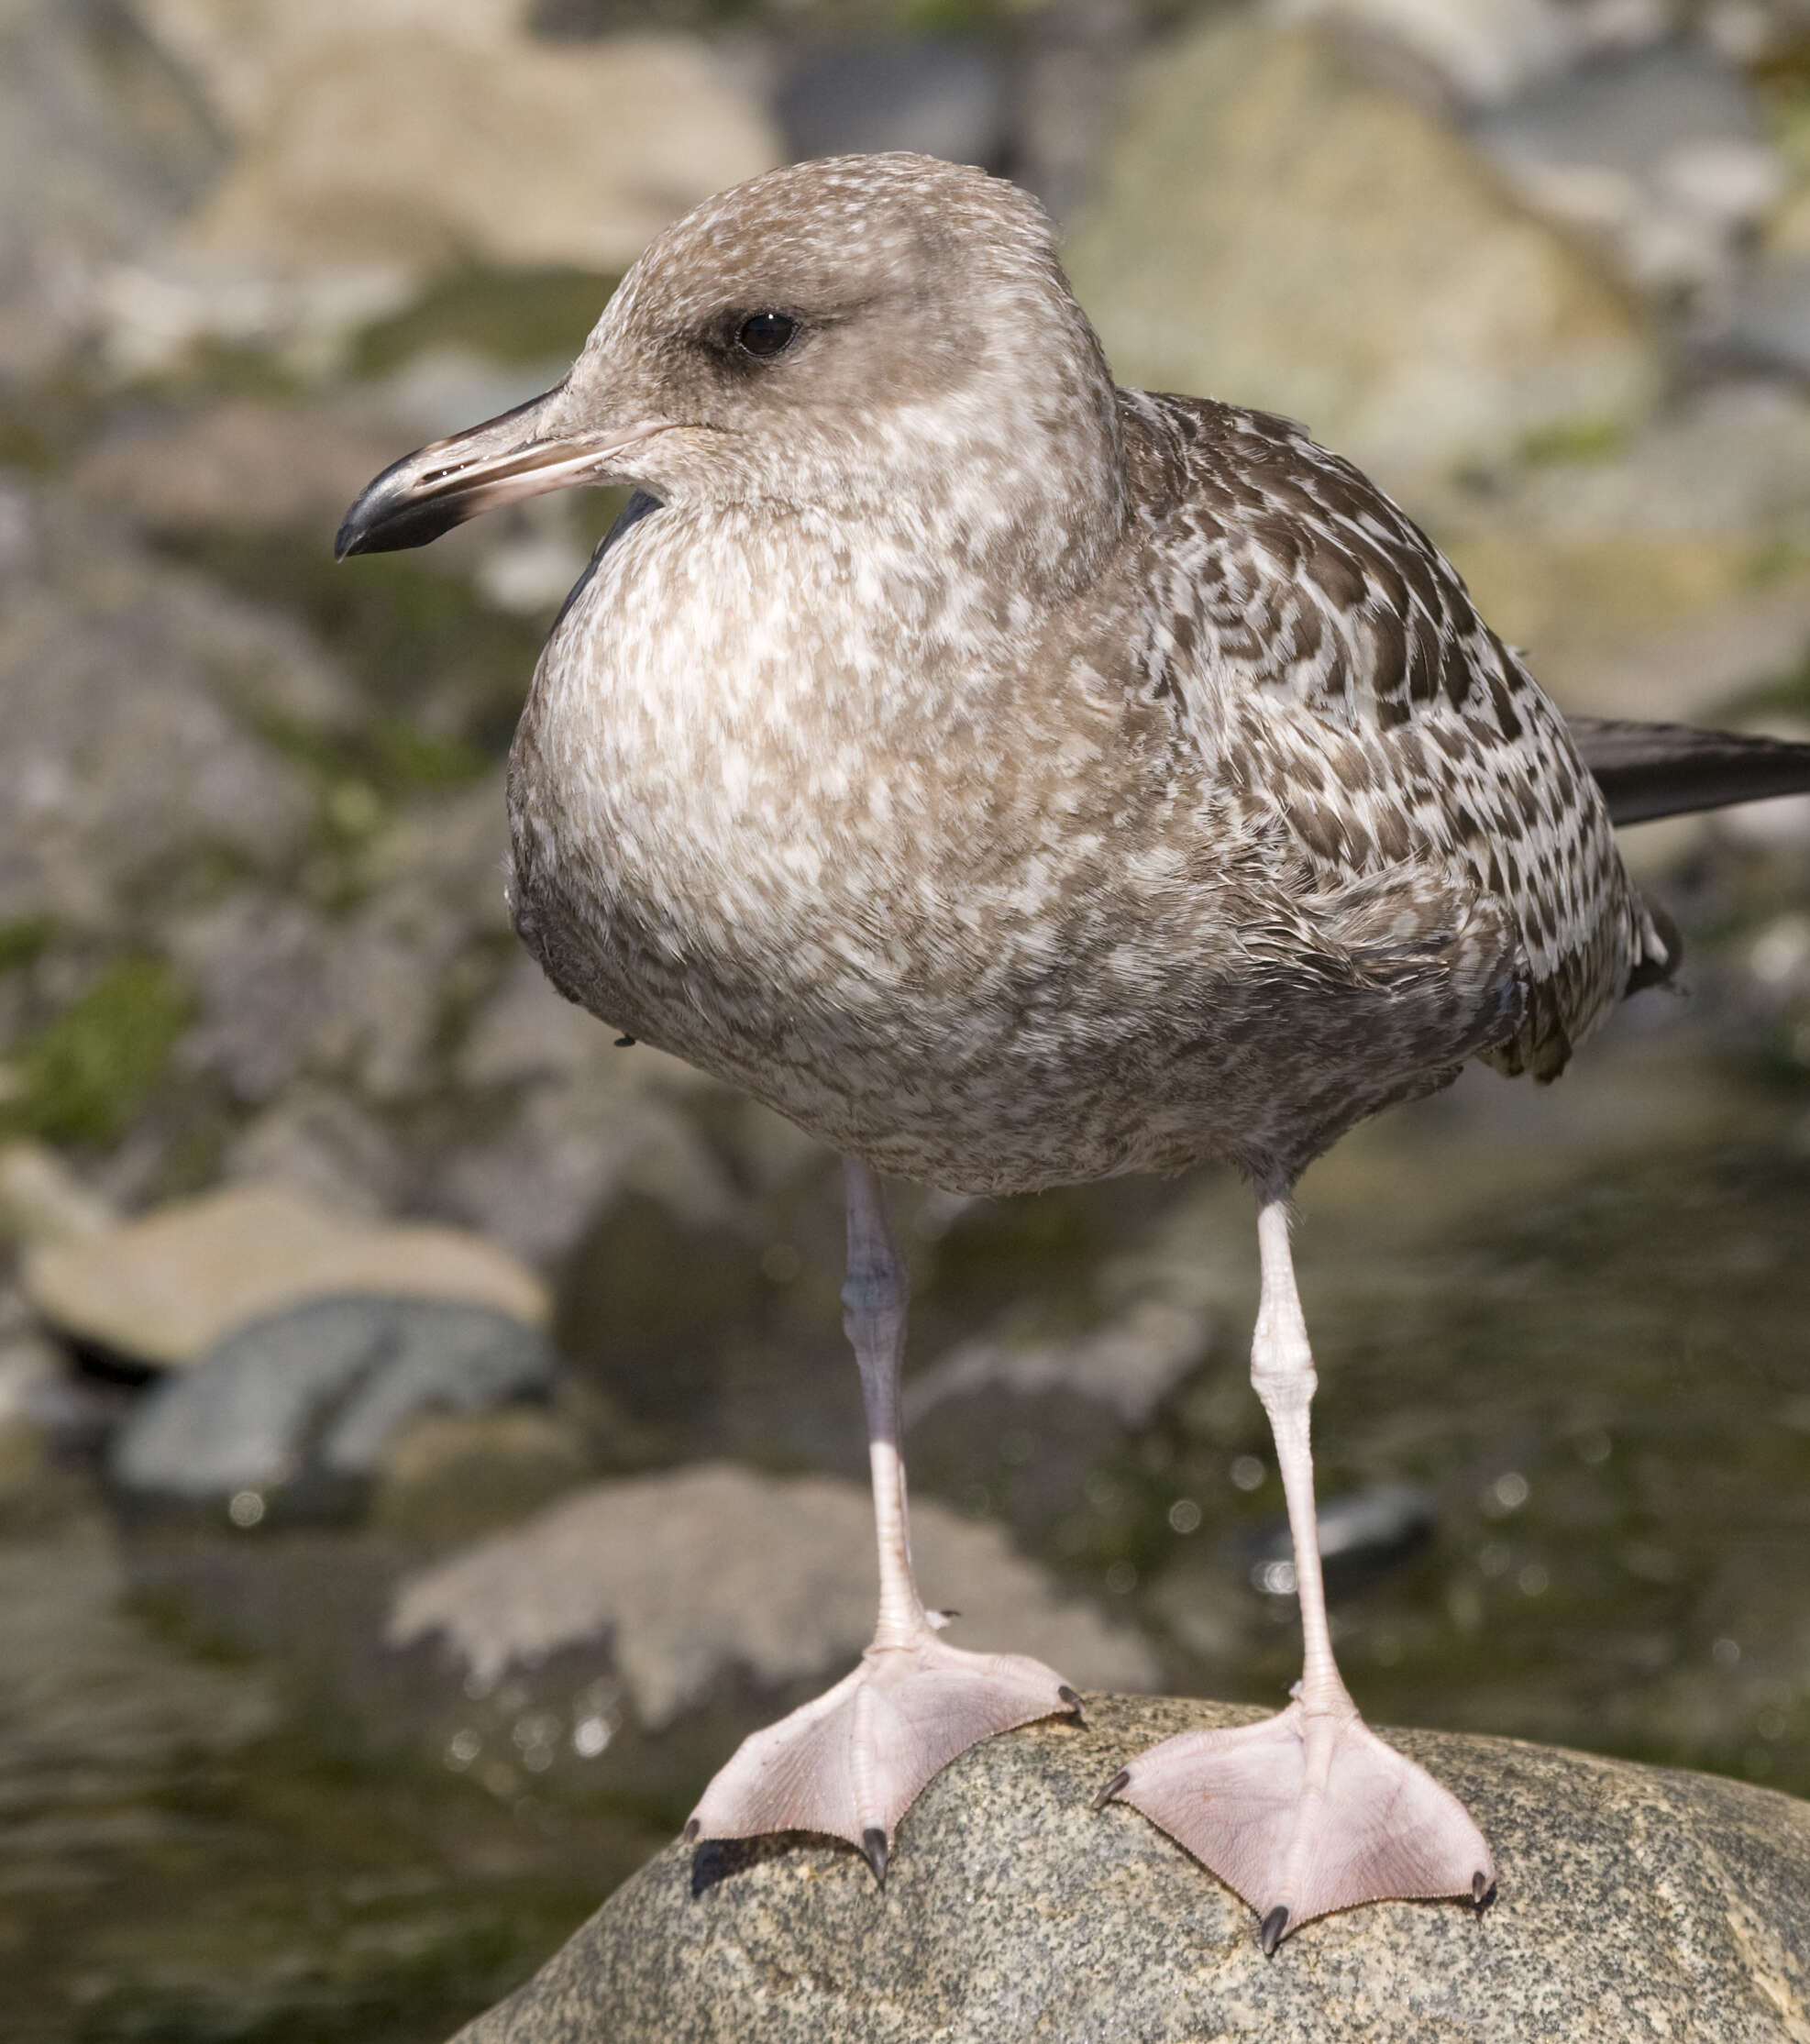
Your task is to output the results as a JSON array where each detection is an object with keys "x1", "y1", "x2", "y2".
[
  {"x1": 686, "y1": 1628, "x2": 1078, "y2": 1878},
  {"x1": 1099, "y1": 1696, "x2": 1494, "y2": 1948}
]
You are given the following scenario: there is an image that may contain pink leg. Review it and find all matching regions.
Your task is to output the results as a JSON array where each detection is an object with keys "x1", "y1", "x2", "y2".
[
  {"x1": 1099, "y1": 1199, "x2": 1494, "y2": 1950},
  {"x1": 685, "y1": 1157, "x2": 1078, "y2": 1880}
]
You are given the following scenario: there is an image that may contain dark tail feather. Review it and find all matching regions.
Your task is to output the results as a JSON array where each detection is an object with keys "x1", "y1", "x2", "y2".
[{"x1": 1568, "y1": 715, "x2": 1810, "y2": 826}]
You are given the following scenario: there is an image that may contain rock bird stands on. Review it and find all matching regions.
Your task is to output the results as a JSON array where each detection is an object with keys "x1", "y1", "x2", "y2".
[{"x1": 339, "y1": 154, "x2": 1810, "y2": 1950}]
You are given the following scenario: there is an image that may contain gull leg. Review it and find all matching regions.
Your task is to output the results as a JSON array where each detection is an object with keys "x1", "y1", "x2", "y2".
[
  {"x1": 685, "y1": 1156, "x2": 1079, "y2": 1876},
  {"x1": 1099, "y1": 1199, "x2": 1493, "y2": 1950}
]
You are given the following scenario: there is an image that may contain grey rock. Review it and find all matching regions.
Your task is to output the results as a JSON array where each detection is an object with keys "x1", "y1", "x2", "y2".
[
  {"x1": 447, "y1": 966, "x2": 736, "y2": 1262},
  {"x1": 170, "y1": 896, "x2": 342, "y2": 1104},
  {"x1": 457, "y1": 952, "x2": 605, "y2": 1091},
  {"x1": 172, "y1": 773, "x2": 514, "y2": 1109},
  {"x1": 0, "y1": 484, "x2": 353, "y2": 935},
  {"x1": 1729, "y1": 258, "x2": 1810, "y2": 380},
  {"x1": 111, "y1": 1293, "x2": 557, "y2": 1519},
  {"x1": 173, "y1": 889, "x2": 447, "y2": 1106},
  {"x1": 1473, "y1": 39, "x2": 1766, "y2": 190},
  {"x1": 901, "y1": 1299, "x2": 1212, "y2": 1554},
  {"x1": 1065, "y1": 14, "x2": 1659, "y2": 489},
  {"x1": 1013, "y1": 0, "x2": 1144, "y2": 222},
  {"x1": 905, "y1": 1300, "x2": 1209, "y2": 1432},
  {"x1": 776, "y1": 40, "x2": 1010, "y2": 172},
  {"x1": 1292, "y1": 0, "x2": 1583, "y2": 107},
  {"x1": 0, "y1": 470, "x2": 34, "y2": 579},
  {"x1": 172, "y1": 25, "x2": 779, "y2": 281},
  {"x1": 449, "y1": 1693, "x2": 1810, "y2": 2044},
  {"x1": 442, "y1": 1066, "x2": 734, "y2": 1265},
  {"x1": 0, "y1": 0, "x2": 223, "y2": 380},
  {"x1": 1404, "y1": 380, "x2": 1810, "y2": 726},
  {"x1": 1497, "y1": 380, "x2": 1810, "y2": 543},
  {"x1": 68, "y1": 395, "x2": 412, "y2": 537},
  {"x1": 1469, "y1": 40, "x2": 1781, "y2": 303},
  {"x1": 220, "y1": 1084, "x2": 408, "y2": 1217}
]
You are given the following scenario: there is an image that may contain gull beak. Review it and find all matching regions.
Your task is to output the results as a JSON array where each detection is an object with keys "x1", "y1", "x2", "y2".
[{"x1": 335, "y1": 384, "x2": 667, "y2": 558}]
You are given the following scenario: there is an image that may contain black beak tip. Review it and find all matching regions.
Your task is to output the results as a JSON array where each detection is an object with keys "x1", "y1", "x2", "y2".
[
  {"x1": 335, "y1": 436, "x2": 485, "y2": 559},
  {"x1": 333, "y1": 486, "x2": 474, "y2": 561}
]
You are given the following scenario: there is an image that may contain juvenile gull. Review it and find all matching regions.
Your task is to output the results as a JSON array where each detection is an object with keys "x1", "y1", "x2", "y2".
[{"x1": 337, "y1": 153, "x2": 1810, "y2": 1949}]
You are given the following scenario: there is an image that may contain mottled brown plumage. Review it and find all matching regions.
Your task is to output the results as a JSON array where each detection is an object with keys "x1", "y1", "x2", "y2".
[
  {"x1": 338, "y1": 152, "x2": 1707, "y2": 1950},
  {"x1": 491, "y1": 169, "x2": 1670, "y2": 1202}
]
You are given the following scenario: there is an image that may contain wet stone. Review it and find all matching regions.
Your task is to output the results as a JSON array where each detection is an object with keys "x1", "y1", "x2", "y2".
[
  {"x1": 1242, "y1": 1480, "x2": 1436, "y2": 1598},
  {"x1": 388, "y1": 1463, "x2": 1159, "y2": 1724},
  {"x1": 378, "y1": 1464, "x2": 1160, "y2": 1818},
  {"x1": 110, "y1": 1294, "x2": 557, "y2": 1524},
  {"x1": 447, "y1": 1693, "x2": 1810, "y2": 2044}
]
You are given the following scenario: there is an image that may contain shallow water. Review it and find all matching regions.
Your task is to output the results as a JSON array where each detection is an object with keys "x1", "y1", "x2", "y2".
[{"x1": 6, "y1": 1022, "x2": 1807, "y2": 2041}]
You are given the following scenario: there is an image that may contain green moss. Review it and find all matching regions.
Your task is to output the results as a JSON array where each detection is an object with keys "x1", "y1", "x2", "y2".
[
  {"x1": 0, "y1": 365, "x2": 111, "y2": 475},
  {"x1": 1729, "y1": 635, "x2": 1810, "y2": 721},
  {"x1": 349, "y1": 266, "x2": 620, "y2": 379},
  {"x1": 2, "y1": 958, "x2": 191, "y2": 1145},
  {"x1": 1516, "y1": 415, "x2": 1630, "y2": 466},
  {"x1": 370, "y1": 716, "x2": 490, "y2": 790},
  {"x1": 133, "y1": 337, "x2": 314, "y2": 404},
  {"x1": 0, "y1": 917, "x2": 53, "y2": 973}
]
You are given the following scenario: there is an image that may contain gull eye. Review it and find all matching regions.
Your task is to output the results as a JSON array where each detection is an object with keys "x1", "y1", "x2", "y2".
[{"x1": 735, "y1": 311, "x2": 798, "y2": 359}]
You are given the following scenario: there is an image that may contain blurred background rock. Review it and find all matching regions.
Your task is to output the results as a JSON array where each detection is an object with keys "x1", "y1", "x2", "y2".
[{"x1": 2, "y1": 0, "x2": 1809, "y2": 2038}]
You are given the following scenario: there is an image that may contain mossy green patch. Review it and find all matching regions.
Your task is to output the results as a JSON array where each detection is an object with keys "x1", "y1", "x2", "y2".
[
  {"x1": 0, "y1": 918, "x2": 54, "y2": 974},
  {"x1": 1516, "y1": 414, "x2": 1630, "y2": 466},
  {"x1": 350, "y1": 266, "x2": 620, "y2": 379},
  {"x1": 0, "y1": 365, "x2": 110, "y2": 475},
  {"x1": 2, "y1": 958, "x2": 191, "y2": 1146},
  {"x1": 1731, "y1": 633, "x2": 1810, "y2": 720},
  {"x1": 370, "y1": 716, "x2": 491, "y2": 790}
]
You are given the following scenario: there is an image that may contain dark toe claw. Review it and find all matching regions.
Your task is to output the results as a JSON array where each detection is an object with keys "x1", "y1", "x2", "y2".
[
  {"x1": 1259, "y1": 1905, "x2": 1289, "y2": 1957},
  {"x1": 1058, "y1": 1685, "x2": 1086, "y2": 1721},
  {"x1": 682, "y1": 1818, "x2": 700, "y2": 1843},
  {"x1": 1092, "y1": 1766, "x2": 1130, "y2": 1811},
  {"x1": 1473, "y1": 1872, "x2": 1496, "y2": 1914},
  {"x1": 861, "y1": 1826, "x2": 888, "y2": 1888}
]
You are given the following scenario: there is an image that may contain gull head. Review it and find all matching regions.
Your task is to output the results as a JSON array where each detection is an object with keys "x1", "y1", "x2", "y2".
[{"x1": 337, "y1": 153, "x2": 1125, "y2": 583}]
